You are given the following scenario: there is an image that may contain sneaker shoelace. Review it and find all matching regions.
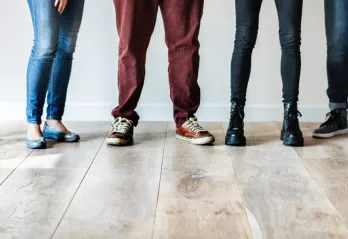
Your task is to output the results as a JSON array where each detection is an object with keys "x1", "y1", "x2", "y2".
[
  {"x1": 322, "y1": 110, "x2": 341, "y2": 126},
  {"x1": 184, "y1": 117, "x2": 206, "y2": 134},
  {"x1": 112, "y1": 117, "x2": 132, "y2": 134}
]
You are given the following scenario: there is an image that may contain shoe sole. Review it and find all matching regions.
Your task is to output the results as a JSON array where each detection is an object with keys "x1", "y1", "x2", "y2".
[
  {"x1": 44, "y1": 133, "x2": 80, "y2": 142},
  {"x1": 26, "y1": 143, "x2": 46, "y2": 150},
  {"x1": 106, "y1": 138, "x2": 133, "y2": 146},
  {"x1": 312, "y1": 128, "x2": 348, "y2": 139},
  {"x1": 225, "y1": 136, "x2": 246, "y2": 146},
  {"x1": 176, "y1": 134, "x2": 215, "y2": 145}
]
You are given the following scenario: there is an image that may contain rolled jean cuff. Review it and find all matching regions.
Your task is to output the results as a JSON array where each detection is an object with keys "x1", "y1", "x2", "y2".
[
  {"x1": 27, "y1": 118, "x2": 42, "y2": 125},
  {"x1": 46, "y1": 115, "x2": 63, "y2": 121},
  {"x1": 329, "y1": 102, "x2": 347, "y2": 110}
]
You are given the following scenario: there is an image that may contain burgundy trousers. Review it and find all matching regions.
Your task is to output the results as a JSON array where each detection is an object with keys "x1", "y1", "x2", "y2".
[{"x1": 112, "y1": 0, "x2": 204, "y2": 127}]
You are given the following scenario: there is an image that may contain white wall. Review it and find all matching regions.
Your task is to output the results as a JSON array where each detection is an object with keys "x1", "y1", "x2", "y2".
[{"x1": 0, "y1": 0, "x2": 327, "y2": 122}]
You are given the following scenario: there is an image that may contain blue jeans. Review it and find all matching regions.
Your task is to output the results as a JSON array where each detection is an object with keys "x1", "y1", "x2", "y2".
[
  {"x1": 325, "y1": 0, "x2": 348, "y2": 110},
  {"x1": 231, "y1": 0, "x2": 303, "y2": 104},
  {"x1": 26, "y1": 0, "x2": 85, "y2": 124}
]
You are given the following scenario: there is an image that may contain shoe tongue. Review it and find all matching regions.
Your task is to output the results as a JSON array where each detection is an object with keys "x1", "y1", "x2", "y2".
[
  {"x1": 334, "y1": 108, "x2": 346, "y2": 114},
  {"x1": 183, "y1": 118, "x2": 197, "y2": 128},
  {"x1": 189, "y1": 116, "x2": 197, "y2": 122},
  {"x1": 116, "y1": 117, "x2": 132, "y2": 124}
]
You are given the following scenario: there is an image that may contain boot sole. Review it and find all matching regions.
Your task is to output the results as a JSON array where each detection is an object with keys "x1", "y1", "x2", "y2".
[
  {"x1": 176, "y1": 134, "x2": 215, "y2": 145},
  {"x1": 281, "y1": 130, "x2": 304, "y2": 147},
  {"x1": 312, "y1": 128, "x2": 348, "y2": 139},
  {"x1": 225, "y1": 135, "x2": 246, "y2": 146}
]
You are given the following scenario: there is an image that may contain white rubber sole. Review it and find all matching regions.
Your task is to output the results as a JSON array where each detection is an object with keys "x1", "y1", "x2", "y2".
[
  {"x1": 312, "y1": 128, "x2": 348, "y2": 138},
  {"x1": 106, "y1": 137, "x2": 131, "y2": 146},
  {"x1": 176, "y1": 134, "x2": 215, "y2": 145}
]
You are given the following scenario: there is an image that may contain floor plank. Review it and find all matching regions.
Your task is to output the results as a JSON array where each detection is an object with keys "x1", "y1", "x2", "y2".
[
  {"x1": 293, "y1": 123, "x2": 348, "y2": 227},
  {"x1": 291, "y1": 122, "x2": 348, "y2": 159},
  {"x1": 2, "y1": 121, "x2": 348, "y2": 238},
  {"x1": 0, "y1": 168, "x2": 87, "y2": 239},
  {"x1": 302, "y1": 158, "x2": 348, "y2": 226},
  {"x1": 53, "y1": 122, "x2": 167, "y2": 239},
  {"x1": 153, "y1": 123, "x2": 253, "y2": 239},
  {"x1": 223, "y1": 122, "x2": 348, "y2": 239},
  {"x1": 53, "y1": 172, "x2": 160, "y2": 239},
  {"x1": 0, "y1": 122, "x2": 108, "y2": 239},
  {"x1": 0, "y1": 122, "x2": 31, "y2": 184}
]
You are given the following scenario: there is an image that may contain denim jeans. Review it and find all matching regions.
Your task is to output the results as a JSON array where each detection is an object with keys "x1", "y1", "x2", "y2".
[
  {"x1": 26, "y1": 0, "x2": 85, "y2": 124},
  {"x1": 231, "y1": 0, "x2": 303, "y2": 104},
  {"x1": 325, "y1": 0, "x2": 348, "y2": 110}
]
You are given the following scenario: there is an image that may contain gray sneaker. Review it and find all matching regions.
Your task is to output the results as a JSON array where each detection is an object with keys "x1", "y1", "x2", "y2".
[{"x1": 313, "y1": 108, "x2": 348, "y2": 138}]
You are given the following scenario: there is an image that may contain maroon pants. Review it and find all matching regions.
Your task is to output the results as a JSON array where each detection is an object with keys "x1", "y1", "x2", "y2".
[{"x1": 112, "y1": 0, "x2": 204, "y2": 127}]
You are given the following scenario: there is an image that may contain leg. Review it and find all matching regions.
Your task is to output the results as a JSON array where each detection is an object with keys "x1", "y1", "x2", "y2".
[
  {"x1": 26, "y1": 0, "x2": 60, "y2": 147},
  {"x1": 230, "y1": 0, "x2": 263, "y2": 105},
  {"x1": 160, "y1": 0, "x2": 215, "y2": 145},
  {"x1": 225, "y1": 0, "x2": 262, "y2": 146},
  {"x1": 325, "y1": 0, "x2": 348, "y2": 110},
  {"x1": 26, "y1": 0, "x2": 60, "y2": 125},
  {"x1": 312, "y1": 0, "x2": 348, "y2": 139},
  {"x1": 46, "y1": 0, "x2": 85, "y2": 121},
  {"x1": 160, "y1": 0, "x2": 204, "y2": 127},
  {"x1": 112, "y1": 0, "x2": 159, "y2": 126},
  {"x1": 275, "y1": 0, "x2": 304, "y2": 147},
  {"x1": 275, "y1": 0, "x2": 303, "y2": 103}
]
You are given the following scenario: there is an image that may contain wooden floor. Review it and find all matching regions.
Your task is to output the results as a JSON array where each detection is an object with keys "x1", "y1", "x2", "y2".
[{"x1": 1, "y1": 121, "x2": 348, "y2": 239}]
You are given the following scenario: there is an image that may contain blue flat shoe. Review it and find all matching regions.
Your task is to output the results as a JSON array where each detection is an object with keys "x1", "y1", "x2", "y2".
[
  {"x1": 26, "y1": 137, "x2": 46, "y2": 149},
  {"x1": 43, "y1": 123, "x2": 80, "y2": 142}
]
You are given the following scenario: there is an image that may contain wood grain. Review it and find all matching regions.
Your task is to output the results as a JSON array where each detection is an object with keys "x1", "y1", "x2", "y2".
[
  {"x1": 0, "y1": 122, "x2": 31, "y2": 184},
  {"x1": 223, "y1": 122, "x2": 348, "y2": 239},
  {"x1": 0, "y1": 168, "x2": 87, "y2": 239},
  {"x1": 294, "y1": 123, "x2": 348, "y2": 227},
  {"x1": 2, "y1": 121, "x2": 348, "y2": 238},
  {"x1": 53, "y1": 173, "x2": 161, "y2": 239},
  {"x1": 0, "y1": 122, "x2": 108, "y2": 239},
  {"x1": 288, "y1": 122, "x2": 348, "y2": 158},
  {"x1": 53, "y1": 122, "x2": 167, "y2": 239},
  {"x1": 153, "y1": 123, "x2": 253, "y2": 239},
  {"x1": 301, "y1": 158, "x2": 348, "y2": 226}
]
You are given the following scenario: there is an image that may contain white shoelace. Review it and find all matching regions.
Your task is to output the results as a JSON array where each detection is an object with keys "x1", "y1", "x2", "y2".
[
  {"x1": 112, "y1": 117, "x2": 133, "y2": 134},
  {"x1": 183, "y1": 117, "x2": 206, "y2": 133}
]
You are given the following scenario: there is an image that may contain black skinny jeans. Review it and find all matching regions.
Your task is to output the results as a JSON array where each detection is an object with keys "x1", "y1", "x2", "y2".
[
  {"x1": 325, "y1": 0, "x2": 348, "y2": 109},
  {"x1": 231, "y1": 0, "x2": 303, "y2": 104}
]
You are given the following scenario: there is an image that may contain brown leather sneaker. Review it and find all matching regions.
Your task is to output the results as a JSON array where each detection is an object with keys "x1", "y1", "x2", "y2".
[
  {"x1": 176, "y1": 117, "x2": 215, "y2": 145},
  {"x1": 106, "y1": 117, "x2": 134, "y2": 146}
]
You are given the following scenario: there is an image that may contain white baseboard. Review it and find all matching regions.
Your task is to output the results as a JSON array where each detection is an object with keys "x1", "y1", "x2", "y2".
[{"x1": 0, "y1": 102, "x2": 328, "y2": 122}]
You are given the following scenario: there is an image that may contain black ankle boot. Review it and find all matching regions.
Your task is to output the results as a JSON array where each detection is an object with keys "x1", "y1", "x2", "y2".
[
  {"x1": 281, "y1": 102, "x2": 304, "y2": 147},
  {"x1": 225, "y1": 101, "x2": 246, "y2": 146}
]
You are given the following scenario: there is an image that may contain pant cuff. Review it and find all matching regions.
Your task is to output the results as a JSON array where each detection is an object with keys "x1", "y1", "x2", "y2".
[
  {"x1": 46, "y1": 116, "x2": 63, "y2": 121},
  {"x1": 329, "y1": 102, "x2": 347, "y2": 111},
  {"x1": 27, "y1": 119, "x2": 42, "y2": 124}
]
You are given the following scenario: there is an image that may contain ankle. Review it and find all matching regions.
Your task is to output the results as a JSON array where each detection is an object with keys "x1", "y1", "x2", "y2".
[
  {"x1": 46, "y1": 120, "x2": 69, "y2": 132},
  {"x1": 27, "y1": 123, "x2": 43, "y2": 139},
  {"x1": 46, "y1": 119, "x2": 61, "y2": 125},
  {"x1": 28, "y1": 123, "x2": 41, "y2": 129}
]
